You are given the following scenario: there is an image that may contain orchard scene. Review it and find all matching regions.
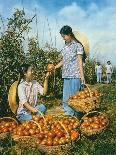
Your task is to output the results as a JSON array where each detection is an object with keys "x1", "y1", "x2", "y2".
[{"x1": 0, "y1": 8, "x2": 116, "y2": 155}]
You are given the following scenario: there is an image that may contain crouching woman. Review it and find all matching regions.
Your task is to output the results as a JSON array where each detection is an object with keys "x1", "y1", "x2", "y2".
[{"x1": 16, "y1": 64, "x2": 50, "y2": 121}]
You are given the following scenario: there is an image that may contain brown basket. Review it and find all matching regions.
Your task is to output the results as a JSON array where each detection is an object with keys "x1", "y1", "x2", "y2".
[
  {"x1": 13, "y1": 137, "x2": 75, "y2": 155},
  {"x1": 80, "y1": 111, "x2": 109, "y2": 136},
  {"x1": 13, "y1": 134, "x2": 73, "y2": 155},
  {"x1": 36, "y1": 142, "x2": 73, "y2": 155},
  {"x1": 68, "y1": 84, "x2": 101, "y2": 113},
  {"x1": 12, "y1": 120, "x2": 42, "y2": 149},
  {"x1": 13, "y1": 115, "x2": 80, "y2": 155},
  {"x1": 12, "y1": 120, "x2": 42, "y2": 139},
  {"x1": 36, "y1": 115, "x2": 80, "y2": 155},
  {"x1": 0, "y1": 117, "x2": 18, "y2": 141},
  {"x1": 0, "y1": 132, "x2": 10, "y2": 141},
  {"x1": 12, "y1": 135, "x2": 39, "y2": 151},
  {"x1": 36, "y1": 133, "x2": 80, "y2": 155}
]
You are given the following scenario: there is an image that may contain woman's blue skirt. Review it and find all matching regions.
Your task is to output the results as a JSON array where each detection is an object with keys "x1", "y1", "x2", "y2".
[{"x1": 63, "y1": 78, "x2": 82, "y2": 117}]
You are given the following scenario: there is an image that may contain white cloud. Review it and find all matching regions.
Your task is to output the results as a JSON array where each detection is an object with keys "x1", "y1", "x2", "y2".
[{"x1": 58, "y1": 2, "x2": 86, "y2": 22}]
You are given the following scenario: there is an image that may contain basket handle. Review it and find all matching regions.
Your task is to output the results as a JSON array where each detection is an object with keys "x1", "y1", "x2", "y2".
[
  {"x1": 0, "y1": 117, "x2": 18, "y2": 124},
  {"x1": 33, "y1": 109, "x2": 47, "y2": 126},
  {"x1": 30, "y1": 120, "x2": 42, "y2": 132},
  {"x1": 58, "y1": 121, "x2": 70, "y2": 140},
  {"x1": 38, "y1": 110, "x2": 47, "y2": 126},
  {"x1": 83, "y1": 84, "x2": 92, "y2": 98},
  {"x1": 80, "y1": 110, "x2": 100, "y2": 124},
  {"x1": 82, "y1": 84, "x2": 95, "y2": 106}
]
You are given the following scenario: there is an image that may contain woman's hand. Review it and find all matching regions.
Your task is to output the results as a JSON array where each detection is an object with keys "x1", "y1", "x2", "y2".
[
  {"x1": 31, "y1": 108, "x2": 38, "y2": 114},
  {"x1": 24, "y1": 102, "x2": 38, "y2": 114},
  {"x1": 43, "y1": 72, "x2": 51, "y2": 95},
  {"x1": 54, "y1": 60, "x2": 63, "y2": 70}
]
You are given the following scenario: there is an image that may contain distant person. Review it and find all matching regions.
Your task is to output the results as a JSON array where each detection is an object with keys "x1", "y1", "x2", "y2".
[
  {"x1": 95, "y1": 62, "x2": 102, "y2": 83},
  {"x1": 106, "y1": 61, "x2": 113, "y2": 84}
]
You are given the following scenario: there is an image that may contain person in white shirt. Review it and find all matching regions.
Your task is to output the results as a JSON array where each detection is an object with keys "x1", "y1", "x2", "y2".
[
  {"x1": 95, "y1": 62, "x2": 102, "y2": 83},
  {"x1": 106, "y1": 61, "x2": 113, "y2": 84}
]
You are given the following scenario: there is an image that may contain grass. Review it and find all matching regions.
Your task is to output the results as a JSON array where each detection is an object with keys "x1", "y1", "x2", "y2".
[{"x1": 0, "y1": 84, "x2": 116, "y2": 155}]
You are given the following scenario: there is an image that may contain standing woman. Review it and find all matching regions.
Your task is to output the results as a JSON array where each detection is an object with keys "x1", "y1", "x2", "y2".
[
  {"x1": 55, "y1": 25, "x2": 86, "y2": 117},
  {"x1": 16, "y1": 64, "x2": 50, "y2": 121}
]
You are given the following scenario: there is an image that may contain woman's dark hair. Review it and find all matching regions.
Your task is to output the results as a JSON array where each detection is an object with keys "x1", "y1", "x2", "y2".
[
  {"x1": 16, "y1": 64, "x2": 31, "y2": 104},
  {"x1": 60, "y1": 25, "x2": 73, "y2": 35},
  {"x1": 60, "y1": 25, "x2": 86, "y2": 62}
]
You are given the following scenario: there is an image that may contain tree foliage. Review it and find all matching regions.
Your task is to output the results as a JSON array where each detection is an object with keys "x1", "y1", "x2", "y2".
[
  {"x1": 0, "y1": 9, "x2": 30, "y2": 116},
  {"x1": 84, "y1": 59, "x2": 96, "y2": 84},
  {"x1": 26, "y1": 38, "x2": 63, "y2": 97}
]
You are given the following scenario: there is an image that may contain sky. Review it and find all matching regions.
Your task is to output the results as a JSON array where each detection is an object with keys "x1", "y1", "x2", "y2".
[{"x1": 0, "y1": 0, "x2": 116, "y2": 65}]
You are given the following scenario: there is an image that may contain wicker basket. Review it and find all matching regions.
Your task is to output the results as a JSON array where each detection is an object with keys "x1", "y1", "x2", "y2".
[
  {"x1": 13, "y1": 135, "x2": 74, "y2": 155},
  {"x1": 0, "y1": 117, "x2": 18, "y2": 141},
  {"x1": 80, "y1": 111, "x2": 109, "y2": 136},
  {"x1": 36, "y1": 142, "x2": 73, "y2": 155},
  {"x1": 68, "y1": 84, "x2": 101, "y2": 113},
  {"x1": 12, "y1": 115, "x2": 80, "y2": 155},
  {"x1": 36, "y1": 130, "x2": 80, "y2": 155},
  {"x1": 0, "y1": 132, "x2": 10, "y2": 141},
  {"x1": 12, "y1": 120, "x2": 42, "y2": 148},
  {"x1": 36, "y1": 115, "x2": 80, "y2": 155}
]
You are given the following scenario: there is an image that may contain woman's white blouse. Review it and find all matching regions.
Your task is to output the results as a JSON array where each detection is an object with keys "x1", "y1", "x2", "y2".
[{"x1": 17, "y1": 79, "x2": 43, "y2": 115}]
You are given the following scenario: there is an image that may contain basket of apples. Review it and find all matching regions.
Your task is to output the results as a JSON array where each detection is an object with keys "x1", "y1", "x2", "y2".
[
  {"x1": 34, "y1": 115, "x2": 80, "y2": 155},
  {"x1": 68, "y1": 84, "x2": 101, "y2": 113},
  {"x1": 0, "y1": 117, "x2": 18, "y2": 140},
  {"x1": 80, "y1": 111, "x2": 109, "y2": 136},
  {"x1": 12, "y1": 114, "x2": 80, "y2": 154}
]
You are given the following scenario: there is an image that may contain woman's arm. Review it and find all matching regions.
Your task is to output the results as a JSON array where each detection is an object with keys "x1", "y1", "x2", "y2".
[
  {"x1": 42, "y1": 60, "x2": 63, "y2": 95},
  {"x1": 55, "y1": 60, "x2": 63, "y2": 69},
  {"x1": 24, "y1": 102, "x2": 38, "y2": 113},
  {"x1": 43, "y1": 72, "x2": 51, "y2": 95},
  {"x1": 77, "y1": 54, "x2": 85, "y2": 84}
]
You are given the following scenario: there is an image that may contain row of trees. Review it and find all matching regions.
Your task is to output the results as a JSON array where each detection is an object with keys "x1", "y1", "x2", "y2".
[
  {"x1": 0, "y1": 9, "x2": 63, "y2": 116},
  {"x1": 0, "y1": 9, "x2": 115, "y2": 116}
]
